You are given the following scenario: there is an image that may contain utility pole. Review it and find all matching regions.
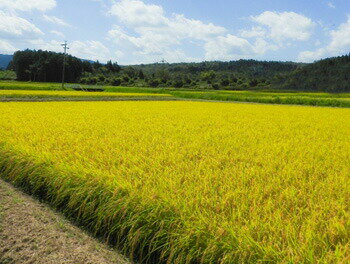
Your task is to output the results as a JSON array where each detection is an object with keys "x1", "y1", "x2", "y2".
[{"x1": 61, "y1": 41, "x2": 69, "y2": 90}]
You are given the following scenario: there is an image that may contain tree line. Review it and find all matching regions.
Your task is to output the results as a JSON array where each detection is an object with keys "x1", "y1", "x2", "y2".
[
  {"x1": 80, "y1": 59, "x2": 303, "y2": 90},
  {"x1": 7, "y1": 49, "x2": 349, "y2": 92},
  {"x1": 273, "y1": 54, "x2": 350, "y2": 92}
]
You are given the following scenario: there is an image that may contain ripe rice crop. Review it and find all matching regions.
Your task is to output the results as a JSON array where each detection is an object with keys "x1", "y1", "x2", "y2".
[
  {"x1": 0, "y1": 101, "x2": 349, "y2": 263},
  {"x1": 0, "y1": 89, "x2": 171, "y2": 100}
]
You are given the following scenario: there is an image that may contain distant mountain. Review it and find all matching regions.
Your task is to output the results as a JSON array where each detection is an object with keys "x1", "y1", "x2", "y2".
[
  {"x1": 81, "y1": 58, "x2": 96, "y2": 64},
  {"x1": 0, "y1": 54, "x2": 13, "y2": 69},
  {"x1": 273, "y1": 54, "x2": 350, "y2": 92}
]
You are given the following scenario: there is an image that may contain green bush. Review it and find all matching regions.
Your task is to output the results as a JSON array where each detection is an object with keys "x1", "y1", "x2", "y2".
[{"x1": 0, "y1": 70, "x2": 16, "y2": 81}]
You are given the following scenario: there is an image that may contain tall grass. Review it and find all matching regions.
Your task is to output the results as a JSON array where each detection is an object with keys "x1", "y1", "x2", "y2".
[{"x1": 0, "y1": 101, "x2": 349, "y2": 263}]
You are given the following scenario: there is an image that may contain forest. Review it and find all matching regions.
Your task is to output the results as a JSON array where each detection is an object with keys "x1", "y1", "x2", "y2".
[{"x1": 274, "y1": 54, "x2": 350, "y2": 92}]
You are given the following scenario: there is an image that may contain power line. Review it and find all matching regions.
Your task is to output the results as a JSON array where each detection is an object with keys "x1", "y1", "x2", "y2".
[{"x1": 61, "y1": 41, "x2": 69, "y2": 90}]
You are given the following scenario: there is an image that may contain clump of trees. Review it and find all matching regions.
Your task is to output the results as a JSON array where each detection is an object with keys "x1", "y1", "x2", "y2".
[
  {"x1": 11, "y1": 50, "x2": 94, "y2": 83},
  {"x1": 273, "y1": 54, "x2": 350, "y2": 92}
]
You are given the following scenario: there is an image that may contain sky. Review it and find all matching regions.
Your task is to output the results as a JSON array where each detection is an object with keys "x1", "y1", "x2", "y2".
[{"x1": 0, "y1": 0, "x2": 349, "y2": 64}]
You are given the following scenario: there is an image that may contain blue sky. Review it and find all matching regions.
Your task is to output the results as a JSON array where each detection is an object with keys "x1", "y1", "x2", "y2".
[{"x1": 0, "y1": 0, "x2": 349, "y2": 64}]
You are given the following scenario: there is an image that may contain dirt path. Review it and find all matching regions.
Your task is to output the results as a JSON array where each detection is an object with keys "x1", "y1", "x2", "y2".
[{"x1": 0, "y1": 179, "x2": 131, "y2": 264}]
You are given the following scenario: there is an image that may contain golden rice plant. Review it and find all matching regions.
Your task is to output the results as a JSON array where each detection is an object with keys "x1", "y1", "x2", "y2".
[
  {"x1": 0, "y1": 89, "x2": 171, "y2": 99},
  {"x1": 0, "y1": 101, "x2": 349, "y2": 263}
]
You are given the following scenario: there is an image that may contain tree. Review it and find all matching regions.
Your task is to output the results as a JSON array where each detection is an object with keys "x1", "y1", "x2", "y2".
[
  {"x1": 138, "y1": 69, "x2": 145, "y2": 79},
  {"x1": 12, "y1": 49, "x2": 87, "y2": 83},
  {"x1": 201, "y1": 70, "x2": 216, "y2": 83},
  {"x1": 148, "y1": 79, "x2": 160, "y2": 87},
  {"x1": 249, "y1": 79, "x2": 259, "y2": 87},
  {"x1": 221, "y1": 79, "x2": 230, "y2": 86},
  {"x1": 124, "y1": 66, "x2": 136, "y2": 78},
  {"x1": 156, "y1": 69, "x2": 170, "y2": 83},
  {"x1": 106, "y1": 60, "x2": 121, "y2": 73}
]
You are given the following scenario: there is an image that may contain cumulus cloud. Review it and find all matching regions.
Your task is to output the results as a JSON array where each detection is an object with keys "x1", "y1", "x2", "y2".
[
  {"x1": 0, "y1": 0, "x2": 56, "y2": 12},
  {"x1": 204, "y1": 35, "x2": 254, "y2": 60},
  {"x1": 108, "y1": 0, "x2": 279, "y2": 62},
  {"x1": 69, "y1": 41, "x2": 111, "y2": 62},
  {"x1": 298, "y1": 16, "x2": 350, "y2": 62},
  {"x1": 109, "y1": 0, "x2": 226, "y2": 40},
  {"x1": 204, "y1": 35, "x2": 278, "y2": 61},
  {"x1": 110, "y1": 0, "x2": 167, "y2": 26},
  {"x1": 0, "y1": 11, "x2": 43, "y2": 38},
  {"x1": 43, "y1": 15, "x2": 70, "y2": 27},
  {"x1": 108, "y1": 3, "x2": 318, "y2": 62},
  {"x1": 240, "y1": 26, "x2": 266, "y2": 38},
  {"x1": 250, "y1": 11, "x2": 316, "y2": 42}
]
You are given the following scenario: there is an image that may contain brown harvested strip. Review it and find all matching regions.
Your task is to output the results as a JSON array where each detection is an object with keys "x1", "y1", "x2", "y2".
[{"x1": 0, "y1": 179, "x2": 131, "y2": 264}]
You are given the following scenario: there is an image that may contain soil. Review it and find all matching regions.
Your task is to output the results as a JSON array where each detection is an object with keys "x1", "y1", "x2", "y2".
[{"x1": 0, "y1": 179, "x2": 131, "y2": 264}]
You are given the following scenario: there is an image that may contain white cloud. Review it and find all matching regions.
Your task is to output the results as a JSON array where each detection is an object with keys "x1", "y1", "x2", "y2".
[
  {"x1": 327, "y1": 2, "x2": 335, "y2": 9},
  {"x1": 0, "y1": 11, "x2": 43, "y2": 38},
  {"x1": 108, "y1": 1, "x2": 289, "y2": 62},
  {"x1": 253, "y1": 38, "x2": 279, "y2": 54},
  {"x1": 109, "y1": 3, "x2": 317, "y2": 63},
  {"x1": 298, "y1": 16, "x2": 350, "y2": 62},
  {"x1": 240, "y1": 26, "x2": 266, "y2": 38},
  {"x1": 110, "y1": 0, "x2": 166, "y2": 26},
  {"x1": 108, "y1": 0, "x2": 236, "y2": 62},
  {"x1": 26, "y1": 39, "x2": 111, "y2": 62},
  {"x1": 43, "y1": 15, "x2": 70, "y2": 27},
  {"x1": 50, "y1": 30, "x2": 65, "y2": 38},
  {"x1": 204, "y1": 34, "x2": 254, "y2": 60},
  {"x1": 0, "y1": 39, "x2": 16, "y2": 54},
  {"x1": 204, "y1": 35, "x2": 278, "y2": 61},
  {"x1": 251, "y1": 11, "x2": 316, "y2": 42},
  {"x1": 0, "y1": 0, "x2": 56, "y2": 12},
  {"x1": 69, "y1": 41, "x2": 111, "y2": 62},
  {"x1": 27, "y1": 39, "x2": 62, "y2": 52},
  {"x1": 328, "y1": 16, "x2": 350, "y2": 52}
]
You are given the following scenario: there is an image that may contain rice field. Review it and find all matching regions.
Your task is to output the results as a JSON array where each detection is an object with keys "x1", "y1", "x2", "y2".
[
  {"x1": 170, "y1": 90, "x2": 350, "y2": 107},
  {"x1": 0, "y1": 101, "x2": 349, "y2": 263},
  {"x1": 1, "y1": 81, "x2": 349, "y2": 107},
  {"x1": 0, "y1": 89, "x2": 171, "y2": 100}
]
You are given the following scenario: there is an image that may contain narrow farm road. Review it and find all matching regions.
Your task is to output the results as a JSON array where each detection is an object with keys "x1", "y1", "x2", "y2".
[{"x1": 0, "y1": 179, "x2": 130, "y2": 264}]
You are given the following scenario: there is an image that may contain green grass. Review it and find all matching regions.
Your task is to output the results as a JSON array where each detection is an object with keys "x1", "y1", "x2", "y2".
[
  {"x1": 170, "y1": 90, "x2": 350, "y2": 107},
  {"x1": 1, "y1": 81, "x2": 349, "y2": 107}
]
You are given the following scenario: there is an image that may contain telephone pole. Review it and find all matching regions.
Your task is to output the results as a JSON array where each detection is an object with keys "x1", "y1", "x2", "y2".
[{"x1": 61, "y1": 41, "x2": 69, "y2": 90}]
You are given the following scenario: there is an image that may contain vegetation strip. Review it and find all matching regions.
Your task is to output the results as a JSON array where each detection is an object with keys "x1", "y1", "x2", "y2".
[
  {"x1": 0, "y1": 101, "x2": 349, "y2": 263},
  {"x1": 1, "y1": 81, "x2": 350, "y2": 107}
]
